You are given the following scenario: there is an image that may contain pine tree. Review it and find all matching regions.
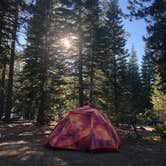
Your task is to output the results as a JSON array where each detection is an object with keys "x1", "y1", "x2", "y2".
[
  {"x1": 4, "y1": 3, "x2": 19, "y2": 121},
  {"x1": 151, "y1": 74, "x2": 166, "y2": 120},
  {"x1": 128, "y1": 0, "x2": 166, "y2": 92},
  {"x1": 0, "y1": 0, "x2": 14, "y2": 119},
  {"x1": 127, "y1": 45, "x2": 143, "y2": 135},
  {"x1": 141, "y1": 44, "x2": 154, "y2": 110},
  {"x1": 59, "y1": 0, "x2": 102, "y2": 107},
  {"x1": 100, "y1": 0, "x2": 128, "y2": 116},
  {"x1": 83, "y1": 0, "x2": 101, "y2": 106},
  {"x1": 18, "y1": 0, "x2": 68, "y2": 123},
  {"x1": 18, "y1": 0, "x2": 53, "y2": 123},
  {"x1": 59, "y1": 0, "x2": 86, "y2": 107},
  {"x1": 0, "y1": 0, "x2": 28, "y2": 121}
]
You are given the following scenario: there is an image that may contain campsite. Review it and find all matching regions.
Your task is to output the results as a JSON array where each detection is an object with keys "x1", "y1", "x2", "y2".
[
  {"x1": 0, "y1": 0, "x2": 166, "y2": 165},
  {"x1": 0, "y1": 119, "x2": 166, "y2": 166}
]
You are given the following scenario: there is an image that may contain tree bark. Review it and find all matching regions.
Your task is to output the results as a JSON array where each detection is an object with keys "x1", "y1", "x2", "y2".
[
  {"x1": 89, "y1": 37, "x2": 94, "y2": 106},
  {"x1": 89, "y1": 63, "x2": 94, "y2": 106},
  {"x1": 113, "y1": 57, "x2": 119, "y2": 113},
  {"x1": 4, "y1": 11, "x2": 18, "y2": 122},
  {"x1": 131, "y1": 116, "x2": 141, "y2": 139},
  {"x1": 78, "y1": 3, "x2": 84, "y2": 107},
  {"x1": 0, "y1": 62, "x2": 6, "y2": 119},
  {"x1": 78, "y1": 42, "x2": 84, "y2": 107},
  {"x1": 37, "y1": 76, "x2": 47, "y2": 125},
  {"x1": 37, "y1": 25, "x2": 49, "y2": 125}
]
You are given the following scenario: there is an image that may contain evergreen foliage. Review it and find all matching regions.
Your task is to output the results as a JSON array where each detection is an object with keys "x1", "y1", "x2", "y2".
[
  {"x1": 127, "y1": 46, "x2": 143, "y2": 126},
  {"x1": 151, "y1": 74, "x2": 166, "y2": 120},
  {"x1": 141, "y1": 43, "x2": 154, "y2": 110},
  {"x1": 128, "y1": 0, "x2": 166, "y2": 92},
  {"x1": 0, "y1": 0, "x2": 165, "y2": 126}
]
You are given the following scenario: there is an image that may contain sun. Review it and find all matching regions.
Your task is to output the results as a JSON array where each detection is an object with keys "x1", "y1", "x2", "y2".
[{"x1": 61, "y1": 38, "x2": 71, "y2": 49}]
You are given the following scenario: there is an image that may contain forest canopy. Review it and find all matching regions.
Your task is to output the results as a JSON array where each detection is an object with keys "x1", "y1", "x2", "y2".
[{"x1": 0, "y1": 0, "x2": 165, "y2": 126}]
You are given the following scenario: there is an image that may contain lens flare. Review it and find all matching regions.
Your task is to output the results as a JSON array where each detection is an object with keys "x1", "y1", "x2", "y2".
[{"x1": 61, "y1": 38, "x2": 71, "y2": 49}]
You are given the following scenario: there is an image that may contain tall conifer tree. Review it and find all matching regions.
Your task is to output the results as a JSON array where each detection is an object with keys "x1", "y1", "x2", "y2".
[
  {"x1": 101, "y1": 0, "x2": 128, "y2": 116},
  {"x1": 127, "y1": 46, "x2": 142, "y2": 130},
  {"x1": 141, "y1": 43, "x2": 154, "y2": 110},
  {"x1": 128, "y1": 0, "x2": 166, "y2": 92}
]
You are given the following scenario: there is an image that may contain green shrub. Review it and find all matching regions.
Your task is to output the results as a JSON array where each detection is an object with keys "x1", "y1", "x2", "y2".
[
  {"x1": 156, "y1": 122, "x2": 166, "y2": 139},
  {"x1": 110, "y1": 113, "x2": 127, "y2": 125}
]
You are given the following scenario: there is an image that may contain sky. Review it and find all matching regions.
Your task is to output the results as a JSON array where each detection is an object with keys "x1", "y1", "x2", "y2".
[{"x1": 119, "y1": 0, "x2": 147, "y2": 65}]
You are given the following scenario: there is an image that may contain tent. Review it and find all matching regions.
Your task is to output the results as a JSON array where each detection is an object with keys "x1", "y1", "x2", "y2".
[{"x1": 45, "y1": 106, "x2": 122, "y2": 151}]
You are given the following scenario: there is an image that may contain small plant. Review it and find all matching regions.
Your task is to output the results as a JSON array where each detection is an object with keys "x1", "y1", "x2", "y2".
[{"x1": 156, "y1": 122, "x2": 166, "y2": 139}]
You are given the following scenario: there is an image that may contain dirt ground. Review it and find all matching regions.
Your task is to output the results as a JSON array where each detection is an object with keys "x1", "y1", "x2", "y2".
[{"x1": 0, "y1": 121, "x2": 166, "y2": 166}]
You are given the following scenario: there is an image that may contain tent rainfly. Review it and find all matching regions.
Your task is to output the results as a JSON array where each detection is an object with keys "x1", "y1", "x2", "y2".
[{"x1": 45, "y1": 106, "x2": 122, "y2": 151}]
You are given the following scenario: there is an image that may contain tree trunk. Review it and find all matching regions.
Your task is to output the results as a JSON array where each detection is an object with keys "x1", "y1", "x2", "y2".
[
  {"x1": 37, "y1": 29, "x2": 49, "y2": 125},
  {"x1": 89, "y1": 41, "x2": 94, "y2": 106},
  {"x1": 131, "y1": 116, "x2": 141, "y2": 139},
  {"x1": 113, "y1": 57, "x2": 118, "y2": 113},
  {"x1": 0, "y1": 12, "x2": 5, "y2": 119},
  {"x1": 4, "y1": 11, "x2": 18, "y2": 122},
  {"x1": 131, "y1": 123, "x2": 141, "y2": 139},
  {"x1": 37, "y1": 79, "x2": 47, "y2": 125},
  {"x1": 0, "y1": 62, "x2": 6, "y2": 119},
  {"x1": 78, "y1": 44, "x2": 84, "y2": 107},
  {"x1": 78, "y1": 4, "x2": 84, "y2": 107},
  {"x1": 37, "y1": 45, "x2": 48, "y2": 124},
  {"x1": 89, "y1": 66, "x2": 94, "y2": 106}
]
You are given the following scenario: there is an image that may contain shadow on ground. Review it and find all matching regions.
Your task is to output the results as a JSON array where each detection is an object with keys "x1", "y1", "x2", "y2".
[{"x1": 0, "y1": 121, "x2": 166, "y2": 166}]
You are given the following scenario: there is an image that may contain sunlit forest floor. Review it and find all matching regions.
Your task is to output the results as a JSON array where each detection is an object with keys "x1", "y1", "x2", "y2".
[{"x1": 0, "y1": 121, "x2": 166, "y2": 166}]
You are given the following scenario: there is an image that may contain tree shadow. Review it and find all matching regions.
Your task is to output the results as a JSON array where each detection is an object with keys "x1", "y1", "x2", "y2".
[{"x1": 0, "y1": 121, "x2": 166, "y2": 166}]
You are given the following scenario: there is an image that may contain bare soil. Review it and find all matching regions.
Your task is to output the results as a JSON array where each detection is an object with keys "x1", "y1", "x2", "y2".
[{"x1": 0, "y1": 121, "x2": 166, "y2": 166}]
